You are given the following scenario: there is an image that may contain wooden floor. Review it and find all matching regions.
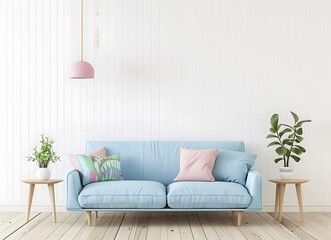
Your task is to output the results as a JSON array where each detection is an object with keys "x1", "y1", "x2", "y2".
[{"x1": 1, "y1": 212, "x2": 331, "y2": 240}]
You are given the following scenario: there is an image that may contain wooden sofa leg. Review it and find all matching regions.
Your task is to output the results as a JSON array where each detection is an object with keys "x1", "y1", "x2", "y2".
[
  {"x1": 232, "y1": 211, "x2": 244, "y2": 226},
  {"x1": 86, "y1": 211, "x2": 92, "y2": 226},
  {"x1": 95, "y1": 211, "x2": 99, "y2": 218}
]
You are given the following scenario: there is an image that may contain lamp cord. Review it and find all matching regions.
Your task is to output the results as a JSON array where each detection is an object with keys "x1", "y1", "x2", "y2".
[{"x1": 80, "y1": 0, "x2": 83, "y2": 61}]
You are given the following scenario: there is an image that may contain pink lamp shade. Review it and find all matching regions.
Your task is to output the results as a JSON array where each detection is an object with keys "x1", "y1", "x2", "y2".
[{"x1": 70, "y1": 60, "x2": 94, "y2": 79}]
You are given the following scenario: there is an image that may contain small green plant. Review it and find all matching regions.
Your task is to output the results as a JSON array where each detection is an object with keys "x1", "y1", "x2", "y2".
[
  {"x1": 27, "y1": 134, "x2": 60, "y2": 168},
  {"x1": 267, "y1": 112, "x2": 311, "y2": 167}
]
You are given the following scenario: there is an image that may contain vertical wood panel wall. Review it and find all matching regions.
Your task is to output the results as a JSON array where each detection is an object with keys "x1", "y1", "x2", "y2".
[{"x1": 0, "y1": 0, "x2": 330, "y2": 211}]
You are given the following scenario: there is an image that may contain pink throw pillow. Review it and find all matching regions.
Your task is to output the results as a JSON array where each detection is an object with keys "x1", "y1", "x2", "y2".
[
  {"x1": 68, "y1": 147, "x2": 107, "y2": 173},
  {"x1": 174, "y1": 148, "x2": 219, "y2": 181}
]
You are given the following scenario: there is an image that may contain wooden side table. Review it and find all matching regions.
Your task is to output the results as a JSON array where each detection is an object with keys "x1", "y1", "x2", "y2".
[
  {"x1": 22, "y1": 179, "x2": 63, "y2": 223},
  {"x1": 269, "y1": 179, "x2": 309, "y2": 222}
]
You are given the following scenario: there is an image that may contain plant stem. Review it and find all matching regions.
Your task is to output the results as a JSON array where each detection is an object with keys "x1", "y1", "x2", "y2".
[
  {"x1": 286, "y1": 129, "x2": 296, "y2": 167},
  {"x1": 274, "y1": 130, "x2": 287, "y2": 167}
]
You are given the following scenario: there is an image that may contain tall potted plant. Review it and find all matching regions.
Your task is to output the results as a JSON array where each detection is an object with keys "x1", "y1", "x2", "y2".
[
  {"x1": 267, "y1": 112, "x2": 311, "y2": 179},
  {"x1": 27, "y1": 134, "x2": 61, "y2": 180}
]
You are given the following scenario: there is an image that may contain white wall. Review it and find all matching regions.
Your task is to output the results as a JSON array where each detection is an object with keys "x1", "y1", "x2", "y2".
[{"x1": 0, "y1": 0, "x2": 330, "y2": 212}]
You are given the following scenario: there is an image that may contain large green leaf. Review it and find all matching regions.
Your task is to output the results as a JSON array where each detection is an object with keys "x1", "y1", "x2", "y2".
[
  {"x1": 283, "y1": 139, "x2": 294, "y2": 145},
  {"x1": 291, "y1": 148, "x2": 303, "y2": 155},
  {"x1": 291, "y1": 111, "x2": 299, "y2": 123},
  {"x1": 270, "y1": 114, "x2": 279, "y2": 129},
  {"x1": 296, "y1": 128, "x2": 303, "y2": 135},
  {"x1": 295, "y1": 145, "x2": 306, "y2": 153},
  {"x1": 291, "y1": 155, "x2": 301, "y2": 162},
  {"x1": 276, "y1": 147, "x2": 288, "y2": 156},
  {"x1": 295, "y1": 120, "x2": 312, "y2": 127},
  {"x1": 266, "y1": 134, "x2": 277, "y2": 139},
  {"x1": 267, "y1": 141, "x2": 281, "y2": 147},
  {"x1": 279, "y1": 128, "x2": 292, "y2": 138},
  {"x1": 269, "y1": 127, "x2": 276, "y2": 134},
  {"x1": 274, "y1": 158, "x2": 283, "y2": 164},
  {"x1": 295, "y1": 136, "x2": 304, "y2": 143}
]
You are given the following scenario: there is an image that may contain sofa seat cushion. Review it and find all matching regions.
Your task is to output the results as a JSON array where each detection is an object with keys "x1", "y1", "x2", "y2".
[
  {"x1": 78, "y1": 180, "x2": 166, "y2": 209},
  {"x1": 167, "y1": 181, "x2": 251, "y2": 209}
]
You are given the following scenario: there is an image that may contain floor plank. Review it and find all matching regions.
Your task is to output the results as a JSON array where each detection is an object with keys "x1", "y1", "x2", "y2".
[
  {"x1": 129, "y1": 212, "x2": 151, "y2": 240},
  {"x1": 307, "y1": 213, "x2": 331, "y2": 229},
  {"x1": 146, "y1": 212, "x2": 167, "y2": 240},
  {"x1": 250, "y1": 212, "x2": 300, "y2": 240},
  {"x1": 207, "y1": 213, "x2": 236, "y2": 240},
  {"x1": 59, "y1": 212, "x2": 87, "y2": 240},
  {"x1": 237, "y1": 213, "x2": 275, "y2": 240},
  {"x1": 177, "y1": 213, "x2": 194, "y2": 240},
  {"x1": 0, "y1": 213, "x2": 28, "y2": 234},
  {"x1": 127, "y1": 212, "x2": 143, "y2": 240},
  {"x1": 0, "y1": 212, "x2": 39, "y2": 239},
  {"x1": 72, "y1": 212, "x2": 104, "y2": 240},
  {"x1": 284, "y1": 213, "x2": 331, "y2": 240},
  {"x1": 272, "y1": 214, "x2": 316, "y2": 240},
  {"x1": 165, "y1": 213, "x2": 181, "y2": 240},
  {"x1": 322, "y1": 213, "x2": 331, "y2": 218},
  {"x1": 258, "y1": 213, "x2": 301, "y2": 239},
  {"x1": 46, "y1": 213, "x2": 82, "y2": 240},
  {"x1": 22, "y1": 212, "x2": 72, "y2": 240},
  {"x1": 0, "y1": 213, "x2": 20, "y2": 227},
  {"x1": 86, "y1": 212, "x2": 115, "y2": 240},
  {"x1": 197, "y1": 212, "x2": 220, "y2": 240},
  {"x1": 187, "y1": 212, "x2": 207, "y2": 240},
  {"x1": 5, "y1": 212, "x2": 51, "y2": 240},
  {"x1": 209, "y1": 212, "x2": 244, "y2": 240},
  {"x1": 101, "y1": 213, "x2": 125, "y2": 240},
  {"x1": 20, "y1": 213, "x2": 62, "y2": 240},
  {"x1": 114, "y1": 212, "x2": 137, "y2": 240}
]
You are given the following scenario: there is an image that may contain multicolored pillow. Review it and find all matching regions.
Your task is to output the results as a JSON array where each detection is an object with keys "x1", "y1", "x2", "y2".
[
  {"x1": 68, "y1": 147, "x2": 107, "y2": 174},
  {"x1": 77, "y1": 153, "x2": 123, "y2": 186}
]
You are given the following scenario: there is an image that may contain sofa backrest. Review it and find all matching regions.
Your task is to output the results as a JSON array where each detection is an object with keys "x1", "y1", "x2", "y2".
[{"x1": 86, "y1": 141, "x2": 245, "y2": 185}]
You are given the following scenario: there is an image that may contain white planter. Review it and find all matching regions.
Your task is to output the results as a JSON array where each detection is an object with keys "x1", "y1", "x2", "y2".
[
  {"x1": 36, "y1": 168, "x2": 51, "y2": 180},
  {"x1": 279, "y1": 167, "x2": 293, "y2": 180}
]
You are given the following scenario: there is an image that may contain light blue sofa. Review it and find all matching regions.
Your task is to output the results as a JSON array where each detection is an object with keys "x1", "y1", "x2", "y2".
[{"x1": 66, "y1": 141, "x2": 262, "y2": 226}]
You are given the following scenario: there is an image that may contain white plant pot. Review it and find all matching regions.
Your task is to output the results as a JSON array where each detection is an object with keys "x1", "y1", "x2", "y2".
[
  {"x1": 279, "y1": 167, "x2": 293, "y2": 180},
  {"x1": 36, "y1": 168, "x2": 51, "y2": 180}
]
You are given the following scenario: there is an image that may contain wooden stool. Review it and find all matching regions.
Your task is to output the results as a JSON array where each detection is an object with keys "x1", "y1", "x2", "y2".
[
  {"x1": 269, "y1": 179, "x2": 309, "y2": 222},
  {"x1": 22, "y1": 179, "x2": 63, "y2": 223}
]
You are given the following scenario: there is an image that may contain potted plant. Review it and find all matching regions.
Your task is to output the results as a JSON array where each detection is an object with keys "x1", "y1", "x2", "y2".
[
  {"x1": 27, "y1": 134, "x2": 61, "y2": 180},
  {"x1": 267, "y1": 112, "x2": 311, "y2": 179}
]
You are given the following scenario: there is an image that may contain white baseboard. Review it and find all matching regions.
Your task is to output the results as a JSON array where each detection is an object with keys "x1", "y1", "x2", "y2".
[{"x1": 1, "y1": 204, "x2": 331, "y2": 212}]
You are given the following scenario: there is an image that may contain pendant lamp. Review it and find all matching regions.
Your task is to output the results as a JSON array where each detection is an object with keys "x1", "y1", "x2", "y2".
[{"x1": 70, "y1": 0, "x2": 94, "y2": 79}]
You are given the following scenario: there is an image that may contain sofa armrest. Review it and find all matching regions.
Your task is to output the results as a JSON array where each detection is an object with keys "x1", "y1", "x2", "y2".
[
  {"x1": 66, "y1": 170, "x2": 83, "y2": 210},
  {"x1": 245, "y1": 169, "x2": 262, "y2": 210}
]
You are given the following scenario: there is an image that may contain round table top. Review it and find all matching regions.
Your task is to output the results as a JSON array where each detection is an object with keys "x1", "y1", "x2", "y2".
[
  {"x1": 22, "y1": 179, "x2": 63, "y2": 184},
  {"x1": 269, "y1": 179, "x2": 309, "y2": 184}
]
